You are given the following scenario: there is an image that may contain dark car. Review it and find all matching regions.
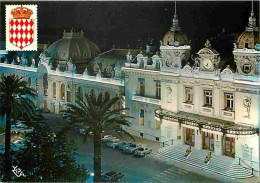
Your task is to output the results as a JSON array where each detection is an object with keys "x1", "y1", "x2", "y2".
[{"x1": 102, "y1": 171, "x2": 124, "y2": 182}]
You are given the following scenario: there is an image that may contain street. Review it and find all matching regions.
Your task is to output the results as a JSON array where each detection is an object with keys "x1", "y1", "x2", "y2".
[{"x1": 45, "y1": 113, "x2": 218, "y2": 182}]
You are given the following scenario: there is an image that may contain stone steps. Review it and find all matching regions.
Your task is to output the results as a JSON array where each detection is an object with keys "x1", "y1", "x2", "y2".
[{"x1": 158, "y1": 145, "x2": 253, "y2": 179}]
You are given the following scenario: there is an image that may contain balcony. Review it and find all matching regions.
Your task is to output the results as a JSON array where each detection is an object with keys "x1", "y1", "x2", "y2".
[
  {"x1": 221, "y1": 109, "x2": 235, "y2": 120},
  {"x1": 201, "y1": 106, "x2": 213, "y2": 115},
  {"x1": 182, "y1": 102, "x2": 194, "y2": 111},
  {"x1": 132, "y1": 95, "x2": 161, "y2": 105}
]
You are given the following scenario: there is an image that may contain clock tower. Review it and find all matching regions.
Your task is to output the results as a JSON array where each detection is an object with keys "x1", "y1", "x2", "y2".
[
  {"x1": 195, "y1": 39, "x2": 220, "y2": 72},
  {"x1": 160, "y1": 1, "x2": 191, "y2": 74}
]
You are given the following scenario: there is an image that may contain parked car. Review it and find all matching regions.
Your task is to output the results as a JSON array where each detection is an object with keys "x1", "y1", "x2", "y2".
[
  {"x1": 106, "y1": 139, "x2": 121, "y2": 148},
  {"x1": 134, "y1": 147, "x2": 152, "y2": 157},
  {"x1": 101, "y1": 135, "x2": 116, "y2": 142},
  {"x1": 0, "y1": 143, "x2": 20, "y2": 154},
  {"x1": 118, "y1": 141, "x2": 132, "y2": 150},
  {"x1": 12, "y1": 139, "x2": 27, "y2": 149},
  {"x1": 102, "y1": 171, "x2": 124, "y2": 182},
  {"x1": 124, "y1": 143, "x2": 145, "y2": 154}
]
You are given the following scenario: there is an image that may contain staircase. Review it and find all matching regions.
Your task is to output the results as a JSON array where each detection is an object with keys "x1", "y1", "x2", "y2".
[{"x1": 158, "y1": 145, "x2": 253, "y2": 179}]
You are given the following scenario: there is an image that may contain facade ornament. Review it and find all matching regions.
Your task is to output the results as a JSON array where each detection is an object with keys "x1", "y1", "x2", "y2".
[
  {"x1": 166, "y1": 86, "x2": 173, "y2": 103},
  {"x1": 191, "y1": 54, "x2": 200, "y2": 68},
  {"x1": 233, "y1": 43, "x2": 237, "y2": 50},
  {"x1": 83, "y1": 67, "x2": 90, "y2": 77},
  {"x1": 173, "y1": 41, "x2": 179, "y2": 47},
  {"x1": 4, "y1": 58, "x2": 8, "y2": 64},
  {"x1": 160, "y1": 40, "x2": 162, "y2": 46},
  {"x1": 205, "y1": 39, "x2": 211, "y2": 48},
  {"x1": 243, "y1": 97, "x2": 252, "y2": 119},
  {"x1": 31, "y1": 58, "x2": 36, "y2": 68},
  {"x1": 56, "y1": 64, "x2": 61, "y2": 72},
  {"x1": 11, "y1": 59, "x2": 15, "y2": 65},
  {"x1": 114, "y1": 67, "x2": 121, "y2": 79},
  {"x1": 126, "y1": 50, "x2": 133, "y2": 62},
  {"x1": 96, "y1": 69, "x2": 102, "y2": 78}
]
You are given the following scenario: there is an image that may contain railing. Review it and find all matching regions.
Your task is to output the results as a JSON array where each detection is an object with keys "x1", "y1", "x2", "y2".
[
  {"x1": 160, "y1": 139, "x2": 175, "y2": 147},
  {"x1": 238, "y1": 157, "x2": 254, "y2": 175}
]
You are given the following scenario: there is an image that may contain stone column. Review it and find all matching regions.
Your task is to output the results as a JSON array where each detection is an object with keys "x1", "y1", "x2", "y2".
[
  {"x1": 214, "y1": 134, "x2": 223, "y2": 156},
  {"x1": 195, "y1": 129, "x2": 202, "y2": 150},
  {"x1": 55, "y1": 81, "x2": 61, "y2": 114},
  {"x1": 47, "y1": 79, "x2": 52, "y2": 110}
]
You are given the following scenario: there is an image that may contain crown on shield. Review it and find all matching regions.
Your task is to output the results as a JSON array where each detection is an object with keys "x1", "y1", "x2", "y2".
[{"x1": 11, "y1": 5, "x2": 33, "y2": 19}]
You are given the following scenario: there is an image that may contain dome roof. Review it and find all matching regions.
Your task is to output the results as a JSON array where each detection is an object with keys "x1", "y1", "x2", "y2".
[
  {"x1": 162, "y1": 29, "x2": 189, "y2": 46},
  {"x1": 47, "y1": 29, "x2": 100, "y2": 63},
  {"x1": 236, "y1": 31, "x2": 259, "y2": 49}
]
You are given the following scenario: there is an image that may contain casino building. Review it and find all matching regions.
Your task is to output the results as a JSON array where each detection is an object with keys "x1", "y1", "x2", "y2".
[{"x1": 0, "y1": 1, "x2": 260, "y2": 179}]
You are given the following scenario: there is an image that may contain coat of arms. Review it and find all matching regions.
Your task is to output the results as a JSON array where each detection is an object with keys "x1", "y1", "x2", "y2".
[{"x1": 6, "y1": 5, "x2": 37, "y2": 51}]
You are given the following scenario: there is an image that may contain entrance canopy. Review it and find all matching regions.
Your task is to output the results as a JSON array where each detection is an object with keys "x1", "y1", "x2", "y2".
[{"x1": 155, "y1": 109, "x2": 259, "y2": 136}]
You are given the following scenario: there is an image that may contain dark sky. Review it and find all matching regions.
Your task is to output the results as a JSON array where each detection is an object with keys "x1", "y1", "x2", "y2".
[{"x1": 0, "y1": 1, "x2": 259, "y2": 54}]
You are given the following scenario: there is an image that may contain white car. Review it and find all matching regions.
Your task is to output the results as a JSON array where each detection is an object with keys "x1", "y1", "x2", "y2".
[
  {"x1": 134, "y1": 147, "x2": 152, "y2": 157},
  {"x1": 106, "y1": 139, "x2": 121, "y2": 148},
  {"x1": 101, "y1": 135, "x2": 116, "y2": 142},
  {"x1": 12, "y1": 139, "x2": 27, "y2": 149}
]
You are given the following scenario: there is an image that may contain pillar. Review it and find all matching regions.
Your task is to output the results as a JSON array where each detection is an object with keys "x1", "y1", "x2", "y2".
[
  {"x1": 195, "y1": 129, "x2": 202, "y2": 150},
  {"x1": 214, "y1": 134, "x2": 223, "y2": 156}
]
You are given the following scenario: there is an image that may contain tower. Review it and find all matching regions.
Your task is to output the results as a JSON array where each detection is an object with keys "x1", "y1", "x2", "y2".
[
  {"x1": 160, "y1": 1, "x2": 191, "y2": 74},
  {"x1": 233, "y1": 0, "x2": 260, "y2": 77}
]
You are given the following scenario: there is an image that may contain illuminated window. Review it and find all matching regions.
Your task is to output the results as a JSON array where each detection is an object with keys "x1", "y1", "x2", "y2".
[
  {"x1": 60, "y1": 84, "x2": 65, "y2": 100},
  {"x1": 139, "y1": 109, "x2": 144, "y2": 126},
  {"x1": 104, "y1": 66, "x2": 113, "y2": 78},
  {"x1": 243, "y1": 63, "x2": 251, "y2": 74},
  {"x1": 93, "y1": 64, "x2": 99, "y2": 75},
  {"x1": 53, "y1": 82, "x2": 56, "y2": 98},
  {"x1": 138, "y1": 78, "x2": 145, "y2": 96},
  {"x1": 185, "y1": 87, "x2": 193, "y2": 104},
  {"x1": 204, "y1": 90, "x2": 213, "y2": 107},
  {"x1": 224, "y1": 93, "x2": 234, "y2": 111}
]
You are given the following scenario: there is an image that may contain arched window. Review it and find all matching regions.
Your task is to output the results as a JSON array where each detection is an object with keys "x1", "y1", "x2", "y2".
[
  {"x1": 90, "y1": 89, "x2": 95, "y2": 98},
  {"x1": 28, "y1": 77, "x2": 31, "y2": 88},
  {"x1": 60, "y1": 84, "x2": 65, "y2": 100},
  {"x1": 53, "y1": 82, "x2": 56, "y2": 98},
  {"x1": 76, "y1": 86, "x2": 83, "y2": 102},
  {"x1": 35, "y1": 79, "x2": 38, "y2": 94},
  {"x1": 105, "y1": 91, "x2": 110, "y2": 99},
  {"x1": 93, "y1": 64, "x2": 99, "y2": 75},
  {"x1": 104, "y1": 66, "x2": 113, "y2": 78},
  {"x1": 43, "y1": 73, "x2": 48, "y2": 96}
]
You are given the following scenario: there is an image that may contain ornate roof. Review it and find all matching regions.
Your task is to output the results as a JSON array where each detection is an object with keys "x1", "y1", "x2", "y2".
[
  {"x1": 47, "y1": 29, "x2": 100, "y2": 63},
  {"x1": 197, "y1": 39, "x2": 219, "y2": 55},
  {"x1": 236, "y1": 31, "x2": 259, "y2": 49},
  {"x1": 236, "y1": 3, "x2": 259, "y2": 49},
  {"x1": 162, "y1": 2, "x2": 189, "y2": 46}
]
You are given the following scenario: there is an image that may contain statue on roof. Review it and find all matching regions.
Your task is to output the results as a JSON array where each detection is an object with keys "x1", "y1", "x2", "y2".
[{"x1": 205, "y1": 39, "x2": 211, "y2": 48}]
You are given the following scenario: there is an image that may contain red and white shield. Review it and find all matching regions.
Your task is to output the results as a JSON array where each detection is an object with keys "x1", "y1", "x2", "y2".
[{"x1": 9, "y1": 19, "x2": 35, "y2": 50}]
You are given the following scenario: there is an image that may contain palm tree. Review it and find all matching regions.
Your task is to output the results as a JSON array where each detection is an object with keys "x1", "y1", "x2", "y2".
[
  {"x1": 0, "y1": 75, "x2": 37, "y2": 181},
  {"x1": 63, "y1": 93, "x2": 133, "y2": 182}
]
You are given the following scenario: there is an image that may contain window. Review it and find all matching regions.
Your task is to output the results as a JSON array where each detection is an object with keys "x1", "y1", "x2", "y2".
[
  {"x1": 156, "y1": 137, "x2": 160, "y2": 141},
  {"x1": 93, "y1": 64, "x2": 99, "y2": 75},
  {"x1": 104, "y1": 66, "x2": 113, "y2": 78},
  {"x1": 245, "y1": 43, "x2": 248, "y2": 48},
  {"x1": 204, "y1": 90, "x2": 213, "y2": 107},
  {"x1": 185, "y1": 87, "x2": 193, "y2": 104},
  {"x1": 155, "y1": 120, "x2": 160, "y2": 129},
  {"x1": 60, "y1": 84, "x2": 65, "y2": 100},
  {"x1": 243, "y1": 63, "x2": 251, "y2": 74},
  {"x1": 138, "y1": 78, "x2": 145, "y2": 96},
  {"x1": 140, "y1": 133, "x2": 143, "y2": 137},
  {"x1": 67, "y1": 91, "x2": 71, "y2": 102},
  {"x1": 224, "y1": 93, "x2": 234, "y2": 111},
  {"x1": 53, "y1": 82, "x2": 56, "y2": 98},
  {"x1": 28, "y1": 77, "x2": 31, "y2": 88},
  {"x1": 155, "y1": 82, "x2": 161, "y2": 99},
  {"x1": 90, "y1": 89, "x2": 95, "y2": 98},
  {"x1": 35, "y1": 79, "x2": 38, "y2": 94},
  {"x1": 139, "y1": 109, "x2": 144, "y2": 126}
]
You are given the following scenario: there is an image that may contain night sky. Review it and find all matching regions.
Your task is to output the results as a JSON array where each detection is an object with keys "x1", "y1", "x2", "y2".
[{"x1": 0, "y1": 1, "x2": 259, "y2": 56}]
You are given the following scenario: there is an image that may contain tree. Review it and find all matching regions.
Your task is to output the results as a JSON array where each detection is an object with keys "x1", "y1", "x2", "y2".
[
  {"x1": 0, "y1": 75, "x2": 37, "y2": 181},
  {"x1": 63, "y1": 93, "x2": 133, "y2": 182},
  {"x1": 11, "y1": 124, "x2": 89, "y2": 182}
]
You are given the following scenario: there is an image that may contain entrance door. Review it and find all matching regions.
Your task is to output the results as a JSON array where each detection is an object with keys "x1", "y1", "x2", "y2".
[
  {"x1": 224, "y1": 137, "x2": 235, "y2": 158},
  {"x1": 185, "y1": 128, "x2": 195, "y2": 146},
  {"x1": 202, "y1": 132, "x2": 214, "y2": 151}
]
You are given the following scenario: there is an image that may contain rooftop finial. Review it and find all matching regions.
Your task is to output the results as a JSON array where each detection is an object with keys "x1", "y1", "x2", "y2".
[
  {"x1": 246, "y1": 0, "x2": 258, "y2": 31},
  {"x1": 171, "y1": 1, "x2": 180, "y2": 31}
]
